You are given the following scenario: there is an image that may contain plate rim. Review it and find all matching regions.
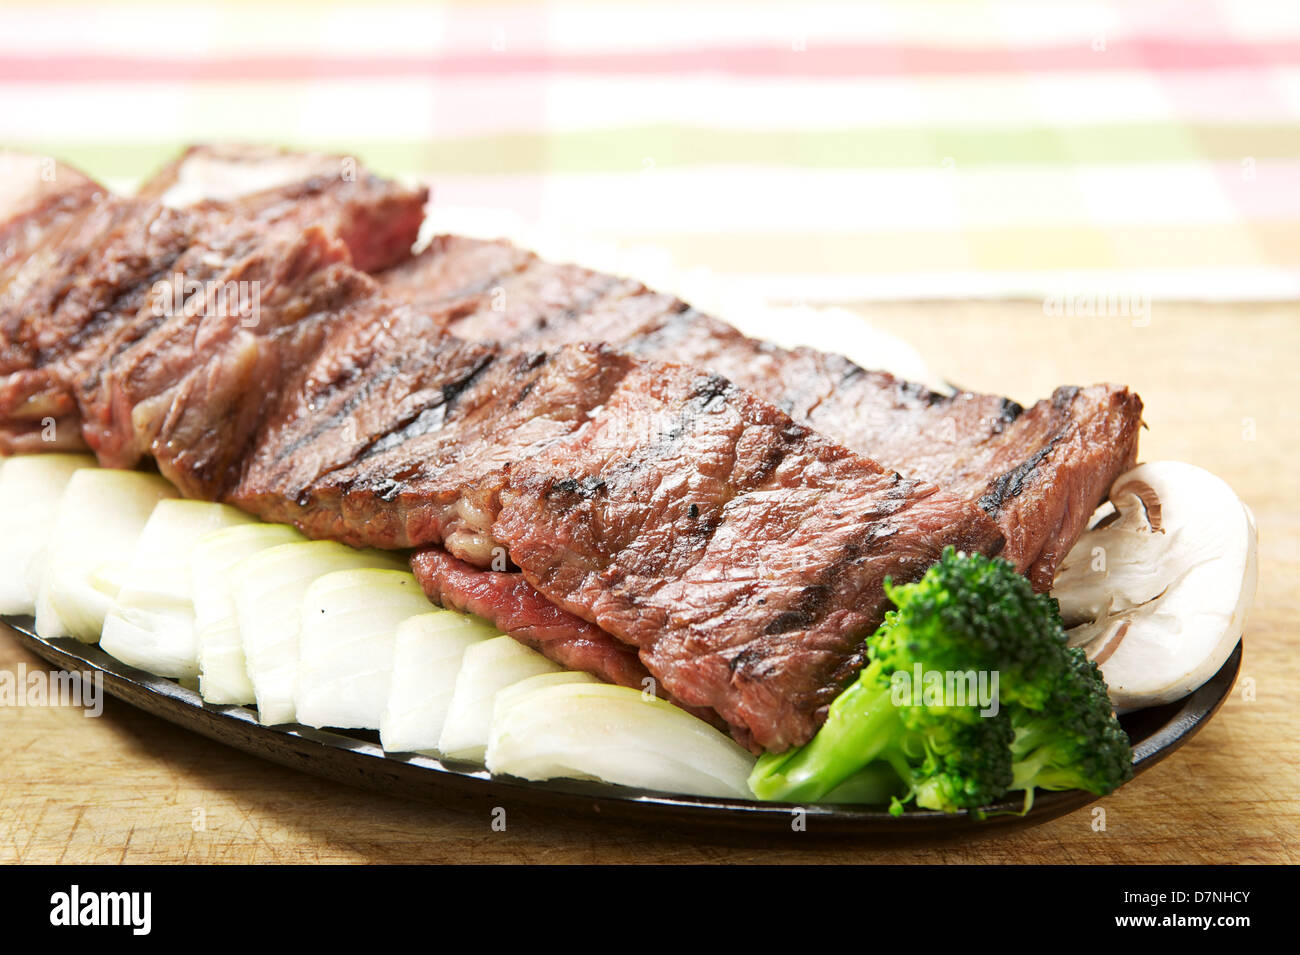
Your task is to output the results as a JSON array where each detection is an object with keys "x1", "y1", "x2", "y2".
[{"x1": 1, "y1": 616, "x2": 1242, "y2": 838}]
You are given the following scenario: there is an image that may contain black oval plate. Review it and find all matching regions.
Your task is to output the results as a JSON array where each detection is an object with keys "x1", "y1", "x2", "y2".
[{"x1": 2, "y1": 616, "x2": 1241, "y2": 838}]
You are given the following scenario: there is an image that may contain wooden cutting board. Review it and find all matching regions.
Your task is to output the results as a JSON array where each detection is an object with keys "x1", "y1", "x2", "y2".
[{"x1": 1, "y1": 300, "x2": 1295, "y2": 864}]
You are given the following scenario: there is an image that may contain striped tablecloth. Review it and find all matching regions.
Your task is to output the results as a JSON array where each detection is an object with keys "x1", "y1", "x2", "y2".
[{"x1": 2, "y1": 0, "x2": 1297, "y2": 302}]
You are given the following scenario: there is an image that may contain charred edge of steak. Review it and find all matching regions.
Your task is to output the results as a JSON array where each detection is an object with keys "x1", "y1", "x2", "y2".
[
  {"x1": 1019, "y1": 387, "x2": 1144, "y2": 590},
  {"x1": 976, "y1": 386, "x2": 1086, "y2": 516},
  {"x1": 977, "y1": 429, "x2": 1068, "y2": 516}
]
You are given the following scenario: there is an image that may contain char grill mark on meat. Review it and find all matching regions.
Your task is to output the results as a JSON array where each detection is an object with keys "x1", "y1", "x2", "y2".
[
  {"x1": 88, "y1": 228, "x2": 369, "y2": 498},
  {"x1": 0, "y1": 155, "x2": 109, "y2": 451},
  {"x1": 807, "y1": 376, "x2": 1143, "y2": 586},
  {"x1": 375, "y1": 235, "x2": 533, "y2": 315},
  {"x1": 446, "y1": 262, "x2": 638, "y2": 345},
  {"x1": 231, "y1": 343, "x2": 638, "y2": 553},
  {"x1": 0, "y1": 154, "x2": 107, "y2": 327},
  {"x1": 230, "y1": 301, "x2": 497, "y2": 513},
  {"x1": 380, "y1": 236, "x2": 1143, "y2": 588},
  {"x1": 973, "y1": 384, "x2": 1143, "y2": 590}
]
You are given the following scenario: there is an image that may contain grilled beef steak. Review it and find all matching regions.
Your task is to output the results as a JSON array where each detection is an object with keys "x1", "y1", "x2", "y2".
[
  {"x1": 411, "y1": 548, "x2": 652, "y2": 691},
  {"x1": 0, "y1": 153, "x2": 107, "y2": 325},
  {"x1": 1, "y1": 173, "x2": 1004, "y2": 749},
  {"x1": 84, "y1": 228, "x2": 369, "y2": 493},
  {"x1": 0, "y1": 149, "x2": 426, "y2": 455},
  {"x1": 0, "y1": 196, "x2": 188, "y2": 452},
  {"x1": 385, "y1": 238, "x2": 1140, "y2": 729},
  {"x1": 0, "y1": 154, "x2": 110, "y2": 450},
  {"x1": 379, "y1": 237, "x2": 1143, "y2": 588},
  {"x1": 138, "y1": 144, "x2": 429, "y2": 274}
]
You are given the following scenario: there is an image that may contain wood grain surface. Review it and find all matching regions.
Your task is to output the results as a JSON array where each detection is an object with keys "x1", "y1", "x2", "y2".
[{"x1": 1, "y1": 301, "x2": 1295, "y2": 864}]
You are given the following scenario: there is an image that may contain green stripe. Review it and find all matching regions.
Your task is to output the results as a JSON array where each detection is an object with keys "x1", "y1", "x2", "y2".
[{"x1": 10, "y1": 124, "x2": 1299, "y2": 180}]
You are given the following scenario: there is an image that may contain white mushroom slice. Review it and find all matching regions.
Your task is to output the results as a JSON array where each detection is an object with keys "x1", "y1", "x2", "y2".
[{"x1": 1051, "y1": 461, "x2": 1257, "y2": 713}]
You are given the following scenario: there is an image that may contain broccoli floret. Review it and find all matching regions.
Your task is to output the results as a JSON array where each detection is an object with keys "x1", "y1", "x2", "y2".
[
  {"x1": 747, "y1": 652, "x2": 1014, "y2": 811},
  {"x1": 889, "y1": 707, "x2": 1014, "y2": 815},
  {"x1": 872, "y1": 544, "x2": 1071, "y2": 712},
  {"x1": 1009, "y1": 648, "x2": 1134, "y2": 803},
  {"x1": 748, "y1": 547, "x2": 1133, "y2": 813}
]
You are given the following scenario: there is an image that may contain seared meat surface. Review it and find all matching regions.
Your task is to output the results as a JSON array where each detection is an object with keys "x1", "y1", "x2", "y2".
[
  {"x1": 389, "y1": 238, "x2": 1141, "y2": 731},
  {"x1": 0, "y1": 197, "x2": 189, "y2": 451},
  {"x1": 409, "y1": 548, "x2": 732, "y2": 733},
  {"x1": 137, "y1": 143, "x2": 429, "y2": 274},
  {"x1": 0, "y1": 153, "x2": 106, "y2": 316},
  {"x1": 380, "y1": 237, "x2": 1143, "y2": 587}
]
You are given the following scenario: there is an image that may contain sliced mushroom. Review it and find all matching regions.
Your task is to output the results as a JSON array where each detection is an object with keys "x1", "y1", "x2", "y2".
[{"x1": 1051, "y1": 461, "x2": 1257, "y2": 713}]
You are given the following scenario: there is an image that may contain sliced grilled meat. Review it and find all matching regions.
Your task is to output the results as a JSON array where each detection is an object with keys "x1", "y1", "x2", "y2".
[
  {"x1": 0, "y1": 153, "x2": 107, "y2": 324},
  {"x1": 379, "y1": 237, "x2": 1143, "y2": 587},
  {"x1": 88, "y1": 228, "x2": 369, "y2": 497},
  {"x1": 229, "y1": 342, "x2": 631, "y2": 548},
  {"x1": 0, "y1": 154, "x2": 112, "y2": 451},
  {"x1": 0, "y1": 197, "x2": 192, "y2": 452},
  {"x1": 411, "y1": 548, "x2": 651, "y2": 691},
  {"x1": 0, "y1": 148, "x2": 427, "y2": 454},
  {"x1": 389, "y1": 238, "x2": 1139, "y2": 714},
  {"x1": 485, "y1": 354, "x2": 1006, "y2": 751},
  {"x1": 137, "y1": 143, "x2": 429, "y2": 274},
  {"x1": 376, "y1": 233, "x2": 533, "y2": 315},
  {"x1": 1, "y1": 149, "x2": 1137, "y2": 755}
]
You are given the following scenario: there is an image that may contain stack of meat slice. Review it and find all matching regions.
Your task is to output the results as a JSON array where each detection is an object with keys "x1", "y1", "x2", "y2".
[
  {"x1": 0, "y1": 145, "x2": 427, "y2": 455},
  {"x1": 0, "y1": 145, "x2": 1143, "y2": 754}
]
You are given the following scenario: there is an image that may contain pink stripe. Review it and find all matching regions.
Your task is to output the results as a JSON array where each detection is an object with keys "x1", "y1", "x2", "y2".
[
  {"x1": 1, "y1": 40, "x2": 1298, "y2": 83},
  {"x1": 1211, "y1": 160, "x2": 1300, "y2": 220}
]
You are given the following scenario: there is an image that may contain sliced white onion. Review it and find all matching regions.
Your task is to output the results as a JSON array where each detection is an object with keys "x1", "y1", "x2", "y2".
[
  {"x1": 232, "y1": 540, "x2": 406, "y2": 725},
  {"x1": 0, "y1": 453, "x2": 97, "y2": 615},
  {"x1": 490, "y1": 670, "x2": 600, "y2": 728},
  {"x1": 296, "y1": 569, "x2": 434, "y2": 730},
  {"x1": 379, "y1": 610, "x2": 499, "y2": 754},
  {"x1": 98, "y1": 500, "x2": 254, "y2": 678},
  {"x1": 438, "y1": 635, "x2": 562, "y2": 762},
  {"x1": 487, "y1": 682, "x2": 756, "y2": 799},
  {"x1": 35, "y1": 469, "x2": 177, "y2": 642},
  {"x1": 192, "y1": 523, "x2": 306, "y2": 704}
]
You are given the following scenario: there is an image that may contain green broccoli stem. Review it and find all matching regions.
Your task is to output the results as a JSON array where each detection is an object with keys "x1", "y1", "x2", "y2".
[
  {"x1": 1010, "y1": 722, "x2": 1087, "y2": 793},
  {"x1": 1011, "y1": 745, "x2": 1094, "y2": 793},
  {"x1": 748, "y1": 659, "x2": 901, "y2": 801},
  {"x1": 819, "y1": 761, "x2": 907, "y2": 805}
]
